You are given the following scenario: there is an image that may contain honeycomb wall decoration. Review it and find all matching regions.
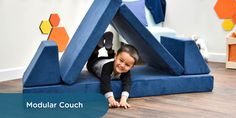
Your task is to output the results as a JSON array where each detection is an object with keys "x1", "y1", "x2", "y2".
[
  {"x1": 214, "y1": 0, "x2": 236, "y2": 31},
  {"x1": 39, "y1": 20, "x2": 52, "y2": 34},
  {"x1": 49, "y1": 13, "x2": 60, "y2": 27},
  {"x1": 39, "y1": 13, "x2": 69, "y2": 52},
  {"x1": 222, "y1": 19, "x2": 234, "y2": 31}
]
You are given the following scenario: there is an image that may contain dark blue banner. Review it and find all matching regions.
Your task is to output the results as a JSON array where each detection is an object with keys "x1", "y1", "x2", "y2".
[{"x1": 0, "y1": 93, "x2": 108, "y2": 118}]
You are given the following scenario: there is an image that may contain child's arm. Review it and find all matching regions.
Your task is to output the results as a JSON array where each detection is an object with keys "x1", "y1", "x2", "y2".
[
  {"x1": 100, "y1": 75, "x2": 120, "y2": 108},
  {"x1": 108, "y1": 96, "x2": 120, "y2": 108},
  {"x1": 119, "y1": 72, "x2": 132, "y2": 109},
  {"x1": 101, "y1": 63, "x2": 120, "y2": 108},
  {"x1": 119, "y1": 95, "x2": 131, "y2": 109}
]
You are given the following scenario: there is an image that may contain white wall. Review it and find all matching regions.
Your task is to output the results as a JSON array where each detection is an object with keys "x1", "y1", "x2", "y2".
[
  {"x1": 165, "y1": 0, "x2": 235, "y2": 62},
  {"x1": 0, "y1": 0, "x2": 93, "y2": 81}
]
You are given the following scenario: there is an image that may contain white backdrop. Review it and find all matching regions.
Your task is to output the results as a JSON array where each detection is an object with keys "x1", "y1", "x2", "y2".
[
  {"x1": 0, "y1": 0, "x2": 93, "y2": 81},
  {"x1": 165, "y1": 0, "x2": 235, "y2": 62}
]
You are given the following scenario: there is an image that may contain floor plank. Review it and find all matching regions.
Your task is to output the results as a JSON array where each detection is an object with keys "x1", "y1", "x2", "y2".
[{"x1": 0, "y1": 62, "x2": 236, "y2": 118}]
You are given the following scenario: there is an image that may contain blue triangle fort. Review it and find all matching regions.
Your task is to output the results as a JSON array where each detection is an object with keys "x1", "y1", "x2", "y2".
[{"x1": 23, "y1": 0, "x2": 213, "y2": 98}]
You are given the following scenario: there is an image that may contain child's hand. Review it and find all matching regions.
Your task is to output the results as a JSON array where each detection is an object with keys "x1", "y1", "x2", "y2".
[
  {"x1": 108, "y1": 96, "x2": 120, "y2": 108},
  {"x1": 119, "y1": 96, "x2": 131, "y2": 109}
]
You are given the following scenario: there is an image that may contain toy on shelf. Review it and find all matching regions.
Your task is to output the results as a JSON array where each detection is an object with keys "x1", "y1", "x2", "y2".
[{"x1": 226, "y1": 31, "x2": 236, "y2": 69}]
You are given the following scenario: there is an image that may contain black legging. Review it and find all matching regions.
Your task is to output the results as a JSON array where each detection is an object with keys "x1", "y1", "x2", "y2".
[{"x1": 86, "y1": 32, "x2": 115, "y2": 72}]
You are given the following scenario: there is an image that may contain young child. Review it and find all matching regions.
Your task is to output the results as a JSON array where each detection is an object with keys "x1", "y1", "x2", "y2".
[{"x1": 86, "y1": 31, "x2": 139, "y2": 109}]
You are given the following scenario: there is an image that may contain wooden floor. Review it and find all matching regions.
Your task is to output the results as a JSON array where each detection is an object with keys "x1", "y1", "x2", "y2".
[{"x1": 0, "y1": 62, "x2": 236, "y2": 118}]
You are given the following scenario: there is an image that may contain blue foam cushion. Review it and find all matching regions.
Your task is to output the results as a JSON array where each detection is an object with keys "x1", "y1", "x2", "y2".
[
  {"x1": 23, "y1": 66, "x2": 214, "y2": 98},
  {"x1": 23, "y1": 41, "x2": 61, "y2": 87},
  {"x1": 145, "y1": 0, "x2": 166, "y2": 24},
  {"x1": 161, "y1": 36, "x2": 210, "y2": 74},
  {"x1": 123, "y1": 0, "x2": 148, "y2": 26},
  {"x1": 111, "y1": 4, "x2": 184, "y2": 75},
  {"x1": 60, "y1": 0, "x2": 122, "y2": 84}
]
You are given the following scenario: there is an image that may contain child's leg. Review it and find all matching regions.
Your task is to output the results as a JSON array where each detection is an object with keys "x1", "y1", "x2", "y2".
[
  {"x1": 86, "y1": 46, "x2": 100, "y2": 72},
  {"x1": 87, "y1": 32, "x2": 114, "y2": 71},
  {"x1": 107, "y1": 48, "x2": 115, "y2": 58},
  {"x1": 104, "y1": 31, "x2": 113, "y2": 50},
  {"x1": 103, "y1": 31, "x2": 114, "y2": 58}
]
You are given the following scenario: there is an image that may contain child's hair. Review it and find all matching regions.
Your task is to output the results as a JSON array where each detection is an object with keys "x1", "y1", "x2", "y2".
[{"x1": 117, "y1": 44, "x2": 139, "y2": 64}]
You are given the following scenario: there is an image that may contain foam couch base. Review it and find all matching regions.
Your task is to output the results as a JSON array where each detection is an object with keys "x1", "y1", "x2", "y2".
[{"x1": 23, "y1": 66, "x2": 214, "y2": 98}]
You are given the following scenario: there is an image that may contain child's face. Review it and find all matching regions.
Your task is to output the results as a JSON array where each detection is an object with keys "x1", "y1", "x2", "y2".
[{"x1": 113, "y1": 52, "x2": 135, "y2": 74}]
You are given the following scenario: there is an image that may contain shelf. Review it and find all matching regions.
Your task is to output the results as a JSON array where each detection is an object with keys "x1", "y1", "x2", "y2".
[
  {"x1": 226, "y1": 37, "x2": 236, "y2": 69},
  {"x1": 227, "y1": 37, "x2": 236, "y2": 44},
  {"x1": 226, "y1": 61, "x2": 236, "y2": 69}
]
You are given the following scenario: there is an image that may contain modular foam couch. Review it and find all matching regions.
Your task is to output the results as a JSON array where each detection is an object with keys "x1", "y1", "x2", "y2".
[{"x1": 23, "y1": 0, "x2": 214, "y2": 98}]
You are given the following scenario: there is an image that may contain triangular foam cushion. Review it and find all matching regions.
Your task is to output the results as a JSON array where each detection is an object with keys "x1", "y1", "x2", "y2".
[
  {"x1": 23, "y1": 41, "x2": 61, "y2": 87},
  {"x1": 111, "y1": 4, "x2": 184, "y2": 75},
  {"x1": 161, "y1": 36, "x2": 210, "y2": 74},
  {"x1": 60, "y1": 0, "x2": 122, "y2": 84}
]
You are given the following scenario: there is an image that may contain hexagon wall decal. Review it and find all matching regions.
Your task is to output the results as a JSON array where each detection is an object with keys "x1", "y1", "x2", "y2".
[
  {"x1": 49, "y1": 13, "x2": 60, "y2": 27},
  {"x1": 214, "y1": 0, "x2": 236, "y2": 19},
  {"x1": 39, "y1": 13, "x2": 70, "y2": 52},
  {"x1": 232, "y1": 13, "x2": 236, "y2": 24},
  {"x1": 40, "y1": 20, "x2": 52, "y2": 34},
  {"x1": 222, "y1": 19, "x2": 234, "y2": 31},
  {"x1": 214, "y1": 0, "x2": 236, "y2": 31},
  {"x1": 48, "y1": 27, "x2": 69, "y2": 52}
]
